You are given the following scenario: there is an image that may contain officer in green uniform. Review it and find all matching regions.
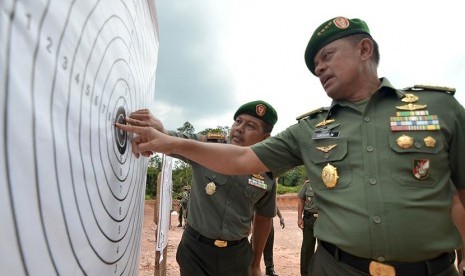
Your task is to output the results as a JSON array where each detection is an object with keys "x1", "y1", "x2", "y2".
[
  {"x1": 297, "y1": 180, "x2": 318, "y2": 276},
  {"x1": 117, "y1": 16, "x2": 465, "y2": 276},
  {"x1": 178, "y1": 185, "x2": 190, "y2": 228},
  {"x1": 121, "y1": 101, "x2": 278, "y2": 276}
]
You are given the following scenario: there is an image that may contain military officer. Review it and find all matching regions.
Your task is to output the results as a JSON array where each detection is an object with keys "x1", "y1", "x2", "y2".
[
  {"x1": 117, "y1": 16, "x2": 465, "y2": 276},
  {"x1": 122, "y1": 101, "x2": 278, "y2": 276},
  {"x1": 297, "y1": 180, "x2": 318, "y2": 276}
]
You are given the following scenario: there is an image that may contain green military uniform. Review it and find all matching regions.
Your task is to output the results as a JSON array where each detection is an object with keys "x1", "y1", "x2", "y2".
[
  {"x1": 252, "y1": 79, "x2": 465, "y2": 274},
  {"x1": 297, "y1": 181, "x2": 318, "y2": 276},
  {"x1": 170, "y1": 131, "x2": 277, "y2": 276}
]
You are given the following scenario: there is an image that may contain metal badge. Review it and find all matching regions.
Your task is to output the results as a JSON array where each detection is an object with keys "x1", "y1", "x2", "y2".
[
  {"x1": 369, "y1": 261, "x2": 395, "y2": 276},
  {"x1": 396, "y1": 103, "x2": 427, "y2": 111},
  {"x1": 424, "y1": 136, "x2": 436, "y2": 148},
  {"x1": 322, "y1": 163, "x2": 338, "y2": 189},
  {"x1": 214, "y1": 240, "x2": 228, "y2": 248},
  {"x1": 401, "y1": 93, "x2": 419, "y2": 103},
  {"x1": 316, "y1": 144, "x2": 337, "y2": 153},
  {"x1": 205, "y1": 182, "x2": 216, "y2": 195},
  {"x1": 396, "y1": 135, "x2": 414, "y2": 149},
  {"x1": 315, "y1": 119, "x2": 335, "y2": 127}
]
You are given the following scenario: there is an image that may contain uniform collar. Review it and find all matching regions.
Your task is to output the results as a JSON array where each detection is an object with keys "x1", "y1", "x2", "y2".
[{"x1": 325, "y1": 77, "x2": 401, "y2": 118}]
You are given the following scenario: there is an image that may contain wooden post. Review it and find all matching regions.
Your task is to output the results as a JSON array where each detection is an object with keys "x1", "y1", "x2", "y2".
[{"x1": 154, "y1": 174, "x2": 167, "y2": 276}]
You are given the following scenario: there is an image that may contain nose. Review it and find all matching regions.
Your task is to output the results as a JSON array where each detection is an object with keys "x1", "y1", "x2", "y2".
[{"x1": 315, "y1": 62, "x2": 326, "y2": 77}]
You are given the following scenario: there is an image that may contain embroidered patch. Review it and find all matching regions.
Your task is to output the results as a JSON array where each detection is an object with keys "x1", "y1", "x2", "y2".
[{"x1": 413, "y1": 159, "x2": 429, "y2": 180}]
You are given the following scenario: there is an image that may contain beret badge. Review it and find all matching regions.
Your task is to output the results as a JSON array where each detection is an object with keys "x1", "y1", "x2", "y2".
[{"x1": 256, "y1": 104, "x2": 266, "y2": 117}]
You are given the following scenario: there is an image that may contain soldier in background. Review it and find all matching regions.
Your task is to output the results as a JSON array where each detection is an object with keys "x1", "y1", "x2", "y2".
[
  {"x1": 178, "y1": 186, "x2": 190, "y2": 228},
  {"x1": 297, "y1": 180, "x2": 318, "y2": 276}
]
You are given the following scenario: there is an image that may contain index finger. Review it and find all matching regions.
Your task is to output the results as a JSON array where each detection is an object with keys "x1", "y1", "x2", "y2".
[{"x1": 115, "y1": 122, "x2": 147, "y2": 135}]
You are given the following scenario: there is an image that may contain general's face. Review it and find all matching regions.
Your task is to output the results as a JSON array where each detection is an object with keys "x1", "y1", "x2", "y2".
[
  {"x1": 313, "y1": 37, "x2": 362, "y2": 100},
  {"x1": 229, "y1": 114, "x2": 270, "y2": 147}
]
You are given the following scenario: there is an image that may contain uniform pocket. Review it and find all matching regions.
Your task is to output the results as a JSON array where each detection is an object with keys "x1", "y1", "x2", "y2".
[
  {"x1": 202, "y1": 167, "x2": 229, "y2": 186},
  {"x1": 308, "y1": 139, "x2": 352, "y2": 189},
  {"x1": 387, "y1": 132, "x2": 445, "y2": 188}
]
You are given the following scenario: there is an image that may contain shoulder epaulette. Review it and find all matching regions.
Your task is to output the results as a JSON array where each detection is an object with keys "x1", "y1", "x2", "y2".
[
  {"x1": 296, "y1": 107, "x2": 329, "y2": 121},
  {"x1": 402, "y1": 84, "x2": 456, "y2": 95}
]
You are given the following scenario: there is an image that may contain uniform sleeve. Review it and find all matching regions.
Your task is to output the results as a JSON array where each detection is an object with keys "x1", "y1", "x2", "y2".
[
  {"x1": 297, "y1": 183, "x2": 307, "y2": 200},
  {"x1": 251, "y1": 126, "x2": 304, "y2": 177},
  {"x1": 166, "y1": 130, "x2": 203, "y2": 164},
  {"x1": 254, "y1": 179, "x2": 278, "y2": 218},
  {"x1": 447, "y1": 98, "x2": 465, "y2": 190}
]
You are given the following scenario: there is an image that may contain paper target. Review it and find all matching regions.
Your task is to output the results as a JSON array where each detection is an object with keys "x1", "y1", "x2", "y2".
[{"x1": 0, "y1": 0, "x2": 158, "y2": 275}]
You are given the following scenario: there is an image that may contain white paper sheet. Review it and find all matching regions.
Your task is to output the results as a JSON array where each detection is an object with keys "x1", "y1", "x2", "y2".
[
  {"x1": 0, "y1": 0, "x2": 158, "y2": 275},
  {"x1": 156, "y1": 155, "x2": 173, "y2": 263}
]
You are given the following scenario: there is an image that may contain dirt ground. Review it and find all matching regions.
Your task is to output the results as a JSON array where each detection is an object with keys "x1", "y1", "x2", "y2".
[{"x1": 139, "y1": 194, "x2": 303, "y2": 276}]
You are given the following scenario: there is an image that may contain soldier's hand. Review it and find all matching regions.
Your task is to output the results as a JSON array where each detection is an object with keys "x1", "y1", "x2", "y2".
[
  {"x1": 125, "y1": 109, "x2": 165, "y2": 132},
  {"x1": 115, "y1": 123, "x2": 174, "y2": 157},
  {"x1": 298, "y1": 218, "x2": 304, "y2": 229}
]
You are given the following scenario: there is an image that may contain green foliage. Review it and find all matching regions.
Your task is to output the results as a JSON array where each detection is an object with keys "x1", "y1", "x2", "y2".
[
  {"x1": 277, "y1": 183, "x2": 302, "y2": 194},
  {"x1": 171, "y1": 160, "x2": 193, "y2": 196},
  {"x1": 177, "y1": 122, "x2": 195, "y2": 134},
  {"x1": 145, "y1": 165, "x2": 158, "y2": 199},
  {"x1": 198, "y1": 126, "x2": 230, "y2": 136},
  {"x1": 278, "y1": 165, "x2": 306, "y2": 187}
]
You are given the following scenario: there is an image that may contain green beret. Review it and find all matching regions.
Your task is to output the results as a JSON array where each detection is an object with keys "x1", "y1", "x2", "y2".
[
  {"x1": 233, "y1": 100, "x2": 278, "y2": 128},
  {"x1": 304, "y1": 16, "x2": 371, "y2": 75}
]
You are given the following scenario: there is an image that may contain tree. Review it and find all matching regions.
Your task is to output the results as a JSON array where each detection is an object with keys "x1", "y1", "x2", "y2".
[
  {"x1": 198, "y1": 126, "x2": 230, "y2": 137},
  {"x1": 177, "y1": 122, "x2": 195, "y2": 134},
  {"x1": 279, "y1": 165, "x2": 306, "y2": 187}
]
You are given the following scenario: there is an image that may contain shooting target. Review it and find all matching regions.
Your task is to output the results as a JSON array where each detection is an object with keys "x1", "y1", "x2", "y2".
[{"x1": 0, "y1": 0, "x2": 158, "y2": 275}]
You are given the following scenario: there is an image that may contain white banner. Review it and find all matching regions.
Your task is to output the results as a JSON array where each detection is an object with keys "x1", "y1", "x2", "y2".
[
  {"x1": 156, "y1": 155, "x2": 173, "y2": 263},
  {"x1": 0, "y1": 0, "x2": 159, "y2": 275}
]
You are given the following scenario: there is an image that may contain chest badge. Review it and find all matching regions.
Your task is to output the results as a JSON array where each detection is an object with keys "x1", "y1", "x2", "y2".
[
  {"x1": 396, "y1": 135, "x2": 414, "y2": 149},
  {"x1": 322, "y1": 163, "x2": 339, "y2": 188},
  {"x1": 413, "y1": 159, "x2": 429, "y2": 180},
  {"x1": 316, "y1": 144, "x2": 337, "y2": 153},
  {"x1": 205, "y1": 182, "x2": 216, "y2": 195},
  {"x1": 424, "y1": 136, "x2": 436, "y2": 148},
  {"x1": 315, "y1": 119, "x2": 335, "y2": 127},
  {"x1": 248, "y1": 174, "x2": 267, "y2": 190}
]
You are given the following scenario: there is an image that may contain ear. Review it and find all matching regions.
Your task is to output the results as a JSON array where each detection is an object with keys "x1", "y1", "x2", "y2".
[
  {"x1": 359, "y1": 38, "x2": 374, "y2": 61},
  {"x1": 262, "y1": 132, "x2": 271, "y2": 141}
]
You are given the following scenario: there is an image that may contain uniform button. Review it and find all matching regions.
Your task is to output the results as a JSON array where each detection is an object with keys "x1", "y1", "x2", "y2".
[
  {"x1": 414, "y1": 141, "x2": 422, "y2": 148},
  {"x1": 324, "y1": 153, "x2": 330, "y2": 159},
  {"x1": 369, "y1": 178, "x2": 377, "y2": 185},
  {"x1": 364, "y1": 117, "x2": 370, "y2": 122},
  {"x1": 366, "y1": 146, "x2": 374, "y2": 152},
  {"x1": 377, "y1": 256, "x2": 386, "y2": 262},
  {"x1": 373, "y1": 216, "x2": 382, "y2": 223}
]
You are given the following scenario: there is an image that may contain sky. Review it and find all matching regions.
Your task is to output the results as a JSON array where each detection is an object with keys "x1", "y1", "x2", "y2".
[{"x1": 152, "y1": 0, "x2": 465, "y2": 134}]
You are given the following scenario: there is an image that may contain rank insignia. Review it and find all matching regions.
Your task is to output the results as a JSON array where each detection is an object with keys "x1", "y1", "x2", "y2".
[
  {"x1": 423, "y1": 136, "x2": 436, "y2": 148},
  {"x1": 396, "y1": 135, "x2": 414, "y2": 149},
  {"x1": 316, "y1": 144, "x2": 337, "y2": 153},
  {"x1": 248, "y1": 174, "x2": 267, "y2": 190},
  {"x1": 413, "y1": 159, "x2": 429, "y2": 180},
  {"x1": 322, "y1": 163, "x2": 339, "y2": 188},
  {"x1": 205, "y1": 182, "x2": 216, "y2": 195}
]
